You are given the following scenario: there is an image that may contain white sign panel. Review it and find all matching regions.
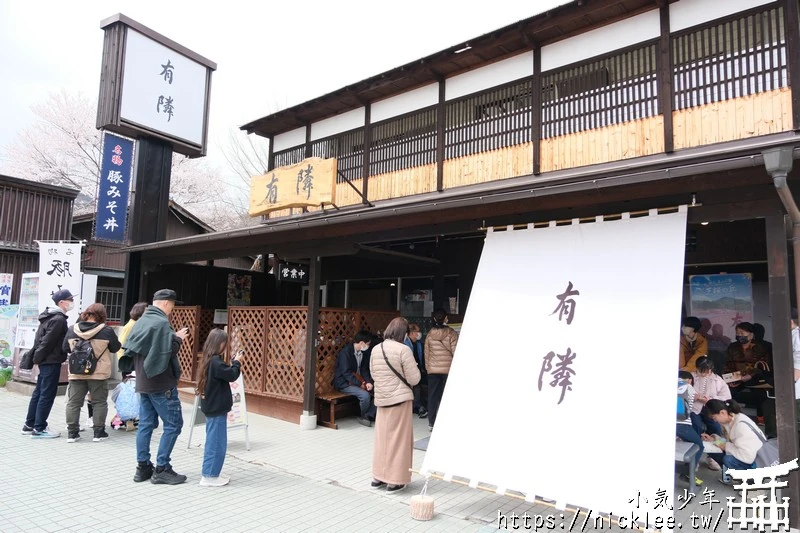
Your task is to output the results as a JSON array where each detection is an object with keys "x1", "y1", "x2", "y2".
[
  {"x1": 120, "y1": 29, "x2": 207, "y2": 146},
  {"x1": 36, "y1": 242, "x2": 83, "y2": 319},
  {"x1": 420, "y1": 209, "x2": 688, "y2": 526},
  {"x1": 0, "y1": 273, "x2": 13, "y2": 306}
]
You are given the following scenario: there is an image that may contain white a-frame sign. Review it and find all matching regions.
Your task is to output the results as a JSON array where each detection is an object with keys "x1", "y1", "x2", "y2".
[{"x1": 187, "y1": 373, "x2": 251, "y2": 451}]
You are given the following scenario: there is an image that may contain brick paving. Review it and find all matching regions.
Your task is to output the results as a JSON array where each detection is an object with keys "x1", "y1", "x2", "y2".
[{"x1": 1, "y1": 387, "x2": 744, "y2": 532}]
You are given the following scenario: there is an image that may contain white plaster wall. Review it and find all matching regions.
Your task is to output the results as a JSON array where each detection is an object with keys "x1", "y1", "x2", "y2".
[
  {"x1": 541, "y1": 10, "x2": 660, "y2": 72},
  {"x1": 371, "y1": 83, "x2": 439, "y2": 123},
  {"x1": 445, "y1": 51, "x2": 533, "y2": 101},
  {"x1": 273, "y1": 126, "x2": 306, "y2": 152},
  {"x1": 310, "y1": 107, "x2": 365, "y2": 141},
  {"x1": 670, "y1": 0, "x2": 775, "y2": 32}
]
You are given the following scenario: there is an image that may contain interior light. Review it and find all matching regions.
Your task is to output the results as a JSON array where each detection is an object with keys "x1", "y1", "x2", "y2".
[
  {"x1": 390, "y1": 283, "x2": 396, "y2": 287},
  {"x1": 454, "y1": 44, "x2": 472, "y2": 54},
  {"x1": 700, "y1": 221, "x2": 709, "y2": 226}
]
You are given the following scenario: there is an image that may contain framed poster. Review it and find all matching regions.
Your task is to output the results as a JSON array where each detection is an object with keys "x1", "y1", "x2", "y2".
[{"x1": 689, "y1": 273, "x2": 754, "y2": 348}]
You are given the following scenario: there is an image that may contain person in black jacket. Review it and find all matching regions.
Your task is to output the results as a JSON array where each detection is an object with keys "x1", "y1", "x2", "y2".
[
  {"x1": 22, "y1": 289, "x2": 74, "y2": 439},
  {"x1": 333, "y1": 330, "x2": 376, "y2": 426},
  {"x1": 195, "y1": 329, "x2": 242, "y2": 487}
]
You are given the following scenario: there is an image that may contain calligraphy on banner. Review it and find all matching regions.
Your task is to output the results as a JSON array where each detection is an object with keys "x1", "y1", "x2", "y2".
[
  {"x1": 249, "y1": 157, "x2": 337, "y2": 216},
  {"x1": 94, "y1": 133, "x2": 134, "y2": 242},
  {"x1": 538, "y1": 281, "x2": 580, "y2": 404},
  {"x1": 0, "y1": 273, "x2": 12, "y2": 306},
  {"x1": 36, "y1": 242, "x2": 83, "y2": 317},
  {"x1": 277, "y1": 262, "x2": 309, "y2": 284}
]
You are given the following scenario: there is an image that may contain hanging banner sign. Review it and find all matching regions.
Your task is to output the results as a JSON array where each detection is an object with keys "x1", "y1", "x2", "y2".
[
  {"x1": 249, "y1": 157, "x2": 337, "y2": 216},
  {"x1": 37, "y1": 242, "x2": 83, "y2": 318},
  {"x1": 0, "y1": 273, "x2": 13, "y2": 306},
  {"x1": 94, "y1": 132, "x2": 134, "y2": 243},
  {"x1": 277, "y1": 262, "x2": 309, "y2": 284}
]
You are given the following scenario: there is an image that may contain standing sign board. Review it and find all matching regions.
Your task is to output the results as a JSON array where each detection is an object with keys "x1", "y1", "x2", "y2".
[
  {"x1": 0, "y1": 273, "x2": 13, "y2": 306},
  {"x1": 94, "y1": 132, "x2": 134, "y2": 243},
  {"x1": 187, "y1": 373, "x2": 250, "y2": 451},
  {"x1": 96, "y1": 14, "x2": 216, "y2": 157}
]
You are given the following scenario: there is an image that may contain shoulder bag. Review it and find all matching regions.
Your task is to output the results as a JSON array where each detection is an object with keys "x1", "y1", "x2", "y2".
[{"x1": 380, "y1": 342, "x2": 412, "y2": 390}]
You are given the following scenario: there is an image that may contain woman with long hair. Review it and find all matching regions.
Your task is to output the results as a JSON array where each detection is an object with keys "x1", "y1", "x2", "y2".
[
  {"x1": 424, "y1": 308, "x2": 458, "y2": 431},
  {"x1": 196, "y1": 329, "x2": 243, "y2": 487},
  {"x1": 62, "y1": 303, "x2": 121, "y2": 443},
  {"x1": 370, "y1": 317, "x2": 421, "y2": 493}
]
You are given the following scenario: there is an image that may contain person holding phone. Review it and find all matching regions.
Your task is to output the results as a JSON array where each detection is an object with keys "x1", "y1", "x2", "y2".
[{"x1": 196, "y1": 329, "x2": 242, "y2": 487}]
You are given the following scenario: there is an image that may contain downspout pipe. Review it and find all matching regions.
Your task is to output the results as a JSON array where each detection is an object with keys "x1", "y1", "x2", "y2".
[{"x1": 764, "y1": 147, "x2": 800, "y2": 308}]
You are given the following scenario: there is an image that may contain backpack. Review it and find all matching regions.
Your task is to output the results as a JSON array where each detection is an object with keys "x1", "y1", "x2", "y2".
[
  {"x1": 68, "y1": 338, "x2": 103, "y2": 375},
  {"x1": 677, "y1": 380, "x2": 690, "y2": 421}
]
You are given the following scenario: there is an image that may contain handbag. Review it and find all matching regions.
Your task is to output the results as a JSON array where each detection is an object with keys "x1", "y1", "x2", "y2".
[
  {"x1": 741, "y1": 420, "x2": 780, "y2": 468},
  {"x1": 380, "y1": 342, "x2": 412, "y2": 390},
  {"x1": 19, "y1": 348, "x2": 34, "y2": 370}
]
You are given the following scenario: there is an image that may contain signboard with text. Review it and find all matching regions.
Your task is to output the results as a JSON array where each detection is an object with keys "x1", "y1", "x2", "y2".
[
  {"x1": 97, "y1": 14, "x2": 216, "y2": 156},
  {"x1": 94, "y1": 132, "x2": 134, "y2": 242},
  {"x1": 36, "y1": 242, "x2": 83, "y2": 319},
  {"x1": 0, "y1": 273, "x2": 12, "y2": 306},
  {"x1": 277, "y1": 262, "x2": 309, "y2": 284},
  {"x1": 249, "y1": 157, "x2": 337, "y2": 216}
]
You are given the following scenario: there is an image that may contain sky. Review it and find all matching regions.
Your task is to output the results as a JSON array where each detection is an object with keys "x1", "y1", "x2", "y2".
[{"x1": 0, "y1": 0, "x2": 565, "y2": 176}]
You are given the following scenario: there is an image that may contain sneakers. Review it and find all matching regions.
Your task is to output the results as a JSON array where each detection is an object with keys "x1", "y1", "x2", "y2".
[
  {"x1": 705, "y1": 456, "x2": 721, "y2": 471},
  {"x1": 387, "y1": 484, "x2": 406, "y2": 493},
  {"x1": 67, "y1": 432, "x2": 81, "y2": 443},
  {"x1": 93, "y1": 429, "x2": 109, "y2": 442},
  {"x1": 21, "y1": 425, "x2": 33, "y2": 435},
  {"x1": 31, "y1": 429, "x2": 60, "y2": 439},
  {"x1": 371, "y1": 479, "x2": 386, "y2": 488},
  {"x1": 418, "y1": 409, "x2": 428, "y2": 418},
  {"x1": 720, "y1": 470, "x2": 734, "y2": 485},
  {"x1": 679, "y1": 473, "x2": 703, "y2": 486},
  {"x1": 357, "y1": 417, "x2": 373, "y2": 427},
  {"x1": 150, "y1": 465, "x2": 187, "y2": 485},
  {"x1": 134, "y1": 461, "x2": 154, "y2": 483},
  {"x1": 199, "y1": 475, "x2": 230, "y2": 487}
]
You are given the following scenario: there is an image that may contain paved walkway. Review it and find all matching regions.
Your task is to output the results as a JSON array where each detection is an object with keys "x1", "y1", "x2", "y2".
[{"x1": 1, "y1": 387, "x2": 741, "y2": 532}]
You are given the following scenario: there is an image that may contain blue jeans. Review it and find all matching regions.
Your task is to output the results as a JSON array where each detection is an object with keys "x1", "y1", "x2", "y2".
[
  {"x1": 136, "y1": 387, "x2": 183, "y2": 467},
  {"x1": 202, "y1": 415, "x2": 228, "y2": 477},
  {"x1": 340, "y1": 385, "x2": 375, "y2": 418},
  {"x1": 25, "y1": 363, "x2": 61, "y2": 431},
  {"x1": 708, "y1": 453, "x2": 757, "y2": 471},
  {"x1": 676, "y1": 423, "x2": 704, "y2": 465}
]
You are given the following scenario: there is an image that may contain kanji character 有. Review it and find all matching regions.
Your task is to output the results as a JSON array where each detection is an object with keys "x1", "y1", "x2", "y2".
[
  {"x1": 160, "y1": 60, "x2": 174, "y2": 84},
  {"x1": 550, "y1": 281, "x2": 580, "y2": 325}
]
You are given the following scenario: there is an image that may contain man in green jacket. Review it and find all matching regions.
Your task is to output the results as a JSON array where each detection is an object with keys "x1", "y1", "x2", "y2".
[{"x1": 124, "y1": 289, "x2": 188, "y2": 485}]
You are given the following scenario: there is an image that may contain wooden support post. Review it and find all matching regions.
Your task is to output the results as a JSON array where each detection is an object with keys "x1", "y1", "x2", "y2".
[
  {"x1": 436, "y1": 79, "x2": 446, "y2": 192},
  {"x1": 658, "y1": 4, "x2": 674, "y2": 153},
  {"x1": 532, "y1": 46, "x2": 542, "y2": 175},
  {"x1": 785, "y1": 0, "x2": 800, "y2": 130},
  {"x1": 267, "y1": 135, "x2": 274, "y2": 172},
  {"x1": 362, "y1": 103, "x2": 372, "y2": 204},
  {"x1": 765, "y1": 214, "x2": 800, "y2": 528},
  {"x1": 302, "y1": 256, "x2": 322, "y2": 416}
]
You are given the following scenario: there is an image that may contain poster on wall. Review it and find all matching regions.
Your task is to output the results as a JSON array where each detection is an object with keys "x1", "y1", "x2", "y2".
[
  {"x1": 15, "y1": 273, "x2": 40, "y2": 349},
  {"x1": 226, "y1": 274, "x2": 252, "y2": 306},
  {"x1": 689, "y1": 273, "x2": 754, "y2": 352},
  {"x1": 0, "y1": 273, "x2": 13, "y2": 306},
  {"x1": 0, "y1": 305, "x2": 19, "y2": 369}
]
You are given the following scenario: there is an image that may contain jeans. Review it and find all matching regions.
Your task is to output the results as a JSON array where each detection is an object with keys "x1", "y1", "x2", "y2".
[
  {"x1": 136, "y1": 387, "x2": 183, "y2": 467},
  {"x1": 202, "y1": 415, "x2": 228, "y2": 477},
  {"x1": 340, "y1": 385, "x2": 375, "y2": 418},
  {"x1": 427, "y1": 374, "x2": 448, "y2": 428},
  {"x1": 65, "y1": 379, "x2": 109, "y2": 433},
  {"x1": 676, "y1": 423, "x2": 704, "y2": 465},
  {"x1": 25, "y1": 363, "x2": 62, "y2": 431},
  {"x1": 708, "y1": 453, "x2": 756, "y2": 471}
]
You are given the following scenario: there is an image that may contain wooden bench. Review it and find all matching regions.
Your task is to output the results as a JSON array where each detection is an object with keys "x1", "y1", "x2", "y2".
[
  {"x1": 675, "y1": 440, "x2": 701, "y2": 494},
  {"x1": 316, "y1": 390, "x2": 360, "y2": 429}
]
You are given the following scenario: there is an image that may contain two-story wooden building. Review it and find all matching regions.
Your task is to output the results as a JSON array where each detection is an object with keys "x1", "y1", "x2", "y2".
[{"x1": 122, "y1": 0, "x2": 800, "y2": 517}]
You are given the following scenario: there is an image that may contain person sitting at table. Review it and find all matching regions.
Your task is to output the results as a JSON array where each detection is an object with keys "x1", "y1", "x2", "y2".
[
  {"x1": 725, "y1": 322, "x2": 773, "y2": 433},
  {"x1": 333, "y1": 330, "x2": 376, "y2": 427},
  {"x1": 680, "y1": 316, "x2": 708, "y2": 372}
]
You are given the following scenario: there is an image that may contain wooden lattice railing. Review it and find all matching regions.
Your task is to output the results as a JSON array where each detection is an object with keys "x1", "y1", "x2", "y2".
[
  {"x1": 226, "y1": 306, "x2": 398, "y2": 402},
  {"x1": 169, "y1": 306, "x2": 201, "y2": 382}
]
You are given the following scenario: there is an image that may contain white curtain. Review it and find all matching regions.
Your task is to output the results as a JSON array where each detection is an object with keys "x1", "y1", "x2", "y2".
[{"x1": 420, "y1": 208, "x2": 687, "y2": 523}]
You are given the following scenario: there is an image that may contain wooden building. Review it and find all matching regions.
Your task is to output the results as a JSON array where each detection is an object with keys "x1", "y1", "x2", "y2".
[
  {"x1": 0, "y1": 174, "x2": 78, "y2": 303},
  {"x1": 122, "y1": 0, "x2": 800, "y2": 520}
]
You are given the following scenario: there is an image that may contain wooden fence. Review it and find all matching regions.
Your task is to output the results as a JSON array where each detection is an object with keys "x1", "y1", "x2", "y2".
[{"x1": 170, "y1": 306, "x2": 217, "y2": 384}]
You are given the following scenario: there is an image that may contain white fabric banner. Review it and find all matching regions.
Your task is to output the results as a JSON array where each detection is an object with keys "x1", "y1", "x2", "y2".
[
  {"x1": 420, "y1": 209, "x2": 687, "y2": 524},
  {"x1": 37, "y1": 242, "x2": 83, "y2": 318}
]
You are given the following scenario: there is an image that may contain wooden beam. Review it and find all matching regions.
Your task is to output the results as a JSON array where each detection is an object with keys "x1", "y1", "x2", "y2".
[
  {"x1": 764, "y1": 214, "x2": 800, "y2": 528},
  {"x1": 302, "y1": 256, "x2": 321, "y2": 414},
  {"x1": 357, "y1": 244, "x2": 441, "y2": 264},
  {"x1": 532, "y1": 46, "x2": 542, "y2": 175},
  {"x1": 785, "y1": 0, "x2": 800, "y2": 130},
  {"x1": 658, "y1": 4, "x2": 674, "y2": 153},
  {"x1": 437, "y1": 80, "x2": 446, "y2": 192},
  {"x1": 266, "y1": 135, "x2": 275, "y2": 172}
]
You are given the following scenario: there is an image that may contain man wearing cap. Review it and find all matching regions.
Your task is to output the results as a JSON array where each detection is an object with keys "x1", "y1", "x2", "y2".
[
  {"x1": 122, "y1": 289, "x2": 189, "y2": 485},
  {"x1": 21, "y1": 289, "x2": 74, "y2": 438}
]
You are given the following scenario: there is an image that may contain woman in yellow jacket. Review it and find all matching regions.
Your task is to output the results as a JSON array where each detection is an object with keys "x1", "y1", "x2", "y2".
[
  {"x1": 680, "y1": 316, "x2": 708, "y2": 372},
  {"x1": 118, "y1": 302, "x2": 148, "y2": 348}
]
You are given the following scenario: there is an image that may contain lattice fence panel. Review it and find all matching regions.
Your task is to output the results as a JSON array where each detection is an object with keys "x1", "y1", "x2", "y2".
[
  {"x1": 228, "y1": 307, "x2": 267, "y2": 394},
  {"x1": 265, "y1": 308, "x2": 307, "y2": 401},
  {"x1": 315, "y1": 308, "x2": 361, "y2": 396},
  {"x1": 360, "y1": 310, "x2": 400, "y2": 335},
  {"x1": 170, "y1": 306, "x2": 200, "y2": 382},
  {"x1": 198, "y1": 309, "x2": 216, "y2": 348}
]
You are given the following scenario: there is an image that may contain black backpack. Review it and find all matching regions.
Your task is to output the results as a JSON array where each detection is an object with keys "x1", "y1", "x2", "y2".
[{"x1": 68, "y1": 338, "x2": 104, "y2": 375}]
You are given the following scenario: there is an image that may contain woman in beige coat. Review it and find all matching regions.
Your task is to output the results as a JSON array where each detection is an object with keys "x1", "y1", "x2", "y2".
[
  {"x1": 370, "y1": 317, "x2": 421, "y2": 492},
  {"x1": 424, "y1": 308, "x2": 458, "y2": 430}
]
